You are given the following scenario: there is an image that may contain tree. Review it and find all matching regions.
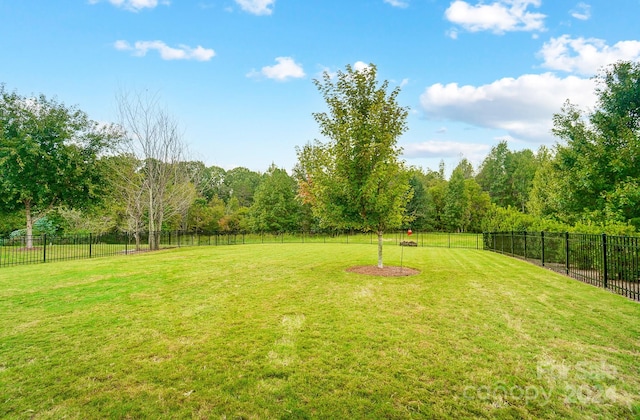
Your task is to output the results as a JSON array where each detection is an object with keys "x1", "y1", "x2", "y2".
[
  {"x1": 527, "y1": 146, "x2": 562, "y2": 219},
  {"x1": 404, "y1": 170, "x2": 431, "y2": 230},
  {"x1": 476, "y1": 141, "x2": 510, "y2": 207},
  {"x1": 476, "y1": 141, "x2": 537, "y2": 211},
  {"x1": 197, "y1": 165, "x2": 228, "y2": 202},
  {"x1": 0, "y1": 209, "x2": 24, "y2": 236},
  {"x1": 424, "y1": 167, "x2": 448, "y2": 231},
  {"x1": 507, "y1": 149, "x2": 537, "y2": 212},
  {"x1": 116, "y1": 90, "x2": 195, "y2": 250},
  {"x1": 296, "y1": 64, "x2": 412, "y2": 268},
  {"x1": 224, "y1": 167, "x2": 261, "y2": 207},
  {"x1": 550, "y1": 61, "x2": 640, "y2": 225},
  {"x1": 464, "y1": 178, "x2": 491, "y2": 232},
  {"x1": 249, "y1": 164, "x2": 302, "y2": 232},
  {"x1": 0, "y1": 85, "x2": 121, "y2": 248},
  {"x1": 218, "y1": 196, "x2": 249, "y2": 232},
  {"x1": 443, "y1": 164, "x2": 469, "y2": 232}
]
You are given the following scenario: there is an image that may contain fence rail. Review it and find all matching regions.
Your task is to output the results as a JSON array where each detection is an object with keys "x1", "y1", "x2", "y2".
[
  {"x1": 0, "y1": 230, "x2": 481, "y2": 269},
  {"x1": 484, "y1": 231, "x2": 640, "y2": 301}
]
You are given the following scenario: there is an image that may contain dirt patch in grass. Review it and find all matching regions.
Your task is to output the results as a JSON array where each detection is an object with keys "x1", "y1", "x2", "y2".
[{"x1": 346, "y1": 265, "x2": 420, "y2": 277}]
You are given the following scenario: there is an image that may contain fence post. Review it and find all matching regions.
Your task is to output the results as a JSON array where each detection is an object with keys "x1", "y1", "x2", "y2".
[
  {"x1": 602, "y1": 233, "x2": 608, "y2": 289},
  {"x1": 523, "y1": 231, "x2": 527, "y2": 259},
  {"x1": 43, "y1": 234, "x2": 47, "y2": 263},
  {"x1": 89, "y1": 233, "x2": 92, "y2": 258},
  {"x1": 511, "y1": 231, "x2": 515, "y2": 255},
  {"x1": 565, "y1": 232, "x2": 570, "y2": 275},
  {"x1": 541, "y1": 231, "x2": 545, "y2": 267}
]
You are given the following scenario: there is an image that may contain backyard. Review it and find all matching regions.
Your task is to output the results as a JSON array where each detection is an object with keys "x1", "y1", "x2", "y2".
[{"x1": 0, "y1": 244, "x2": 638, "y2": 418}]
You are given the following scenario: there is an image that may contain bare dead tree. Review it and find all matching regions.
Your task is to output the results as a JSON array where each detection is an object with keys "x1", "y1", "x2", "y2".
[{"x1": 115, "y1": 90, "x2": 195, "y2": 250}]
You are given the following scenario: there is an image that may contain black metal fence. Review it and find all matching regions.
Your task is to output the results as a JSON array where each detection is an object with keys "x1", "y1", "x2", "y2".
[
  {"x1": 0, "y1": 230, "x2": 481, "y2": 269},
  {"x1": 4, "y1": 229, "x2": 639, "y2": 301},
  {"x1": 484, "y1": 231, "x2": 640, "y2": 301}
]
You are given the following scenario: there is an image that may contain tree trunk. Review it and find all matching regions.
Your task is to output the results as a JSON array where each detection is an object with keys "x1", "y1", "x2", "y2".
[
  {"x1": 24, "y1": 199, "x2": 34, "y2": 249},
  {"x1": 148, "y1": 186, "x2": 156, "y2": 250},
  {"x1": 377, "y1": 230, "x2": 384, "y2": 269},
  {"x1": 134, "y1": 231, "x2": 141, "y2": 251}
]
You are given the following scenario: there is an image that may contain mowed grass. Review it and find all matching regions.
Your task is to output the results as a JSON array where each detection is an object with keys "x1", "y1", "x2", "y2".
[{"x1": 0, "y1": 244, "x2": 638, "y2": 419}]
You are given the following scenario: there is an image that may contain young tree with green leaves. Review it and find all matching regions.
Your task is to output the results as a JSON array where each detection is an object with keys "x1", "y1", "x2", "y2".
[
  {"x1": 296, "y1": 64, "x2": 412, "y2": 268},
  {"x1": 0, "y1": 85, "x2": 122, "y2": 248}
]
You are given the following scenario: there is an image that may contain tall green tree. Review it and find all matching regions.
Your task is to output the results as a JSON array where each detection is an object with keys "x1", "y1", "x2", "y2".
[
  {"x1": 296, "y1": 64, "x2": 411, "y2": 268},
  {"x1": 224, "y1": 167, "x2": 262, "y2": 207},
  {"x1": 443, "y1": 164, "x2": 469, "y2": 232},
  {"x1": 249, "y1": 164, "x2": 302, "y2": 232},
  {"x1": 404, "y1": 170, "x2": 431, "y2": 230},
  {"x1": 199, "y1": 165, "x2": 228, "y2": 202},
  {"x1": 477, "y1": 141, "x2": 537, "y2": 211},
  {"x1": 0, "y1": 85, "x2": 121, "y2": 247},
  {"x1": 425, "y1": 168, "x2": 448, "y2": 231},
  {"x1": 527, "y1": 146, "x2": 561, "y2": 219},
  {"x1": 464, "y1": 178, "x2": 491, "y2": 232},
  {"x1": 551, "y1": 60, "x2": 640, "y2": 225},
  {"x1": 476, "y1": 141, "x2": 510, "y2": 206}
]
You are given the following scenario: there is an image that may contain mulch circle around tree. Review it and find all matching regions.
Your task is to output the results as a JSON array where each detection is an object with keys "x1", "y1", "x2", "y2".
[{"x1": 346, "y1": 265, "x2": 420, "y2": 277}]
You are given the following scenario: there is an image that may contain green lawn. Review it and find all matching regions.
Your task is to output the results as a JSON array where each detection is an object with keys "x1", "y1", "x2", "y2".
[{"x1": 0, "y1": 244, "x2": 638, "y2": 419}]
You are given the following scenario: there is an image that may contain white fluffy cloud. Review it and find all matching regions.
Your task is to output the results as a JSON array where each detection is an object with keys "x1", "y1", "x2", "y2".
[
  {"x1": 384, "y1": 0, "x2": 409, "y2": 8},
  {"x1": 403, "y1": 140, "x2": 491, "y2": 160},
  {"x1": 88, "y1": 0, "x2": 167, "y2": 12},
  {"x1": 234, "y1": 0, "x2": 275, "y2": 15},
  {"x1": 419, "y1": 73, "x2": 596, "y2": 143},
  {"x1": 353, "y1": 61, "x2": 371, "y2": 72},
  {"x1": 445, "y1": 0, "x2": 545, "y2": 34},
  {"x1": 248, "y1": 57, "x2": 305, "y2": 81},
  {"x1": 114, "y1": 40, "x2": 215, "y2": 61},
  {"x1": 539, "y1": 35, "x2": 640, "y2": 75},
  {"x1": 570, "y1": 2, "x2": 591, "y2": 20}
]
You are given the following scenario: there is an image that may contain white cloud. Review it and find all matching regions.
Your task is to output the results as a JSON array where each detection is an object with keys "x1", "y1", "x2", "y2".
[
  {"x1": 353, "y1": 61, "x2": 371, "y2": 72},
  {"x1": 114, "y1": 40, "x2": 215, "y2": 61},
  {"x1": 570, "y1": 2, "x2": 591, "y2": 20},
  {"x1": 89, "y1": 0, "x2": 167, "y2": 12},
  {"x1": 419, "y1": 73, "x2": 596, "y2": 143},
  {"x1": 445, "y1": 0, "x2": 546, "y2": 34},
  {"x1": 234, "y1": 0, "x2": 275, "y2": 15},
  {"x1": 539, "y1": 35, "x2": 640, "y2": 75},
  {"x1": 248, "y1": 57, "x2": 305, "y2": 81},
  {"x1": 403, "y1": 140, "x2": 491, "y2": 161},
  {"x1": 384, "y1": 0, "x2": 409, "y2": 8}
]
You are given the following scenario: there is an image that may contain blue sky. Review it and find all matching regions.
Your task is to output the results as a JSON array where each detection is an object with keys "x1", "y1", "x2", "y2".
[{"x1": 2, "y1": 0, "x2": 640, "y2": 175}]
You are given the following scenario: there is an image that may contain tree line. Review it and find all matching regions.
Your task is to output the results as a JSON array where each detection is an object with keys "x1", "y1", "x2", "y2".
[{"x1": 2, "y1": 61, "x2": 639, "y2": 251}]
